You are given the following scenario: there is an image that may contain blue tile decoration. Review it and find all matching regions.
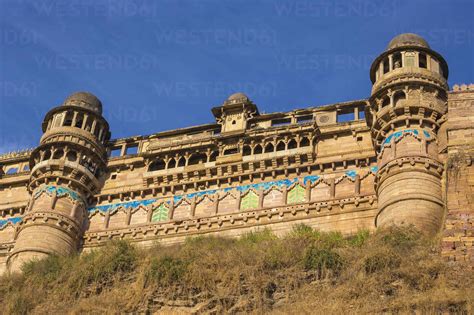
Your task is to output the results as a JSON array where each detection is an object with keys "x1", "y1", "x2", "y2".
[
  {"x1": 89, "y1": 198, "x2": 158, "y2": 214},
  {"x1": 87, "y1": 172, "x2": 373, "y2": 215},
  {"x1": 345, "y1": 170, "x2": 357, "y2": 180},
  {"x1": 380, "y1": 129, "x2": 431, "y2": 154},
  {"x1": 370, "y1": 166, "x2": 378, "y2": 173},
  {"x1": 0, "y1": 217, "x2": 22, "y2": 229},
  {"x1": 34, "y1": 185, "x2": 84, "y2": 204}
]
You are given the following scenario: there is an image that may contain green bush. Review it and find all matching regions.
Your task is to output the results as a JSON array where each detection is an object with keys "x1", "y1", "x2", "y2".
[
  {"x1": 348, "y1": 230, "x2": 370, "y2": 247},
  {"x1": 239, "y1": 228, "x2": 277, "y2": 244},
  {"x1": 303, "y1": 246, "x2": 344, "y2": 276}
]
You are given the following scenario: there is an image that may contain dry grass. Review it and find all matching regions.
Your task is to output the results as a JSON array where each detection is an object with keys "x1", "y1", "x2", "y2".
[{"x1": 0, "y1": 226, "x2": 473, "y2": 314}]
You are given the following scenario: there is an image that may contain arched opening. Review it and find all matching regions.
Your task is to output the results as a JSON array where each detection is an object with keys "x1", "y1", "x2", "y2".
[
  {"x1": 253, "y1": 144, "x2": 263, "y2": 154},
  {"x1": 393, "y1": 91, "x2": 406, "y2": 107},
  {"x1": 393, "y1": 52, "x2": 402, "y2": 69},
  {"x1": 288, "y1": 139, "x2": 297, "y2": 149},
  {"x1": 209, "y1": 151, "x2": 218, "y2": 162},
  {"x1": 66, "y1": 151, "x2": 77, "y2": 162},
  {"x1": 300, "y1": 137, "x2": 310, "y2": 147},
  {"x1": 43, "y1": 150, "x2": 52, "y2": 161},
  {"x1": 53, "y1": 149, "x2": 64, "y2": 159},
  {"x1": 167, "y1": 158, "x2": 176, "y2": 168},
  {"x1": 264, "y1": 143, "x2": 274, "y2": 153},
  {"x1": 419, "y1": 53, "x2": 427, "y2": 68},
  {"x1": 242, "y1": 145, "x2": 252, "y2": 156},
  {"x1": 381, "y1": 96, "x2": 391, "y2": 108},
  {"x1": 177, "y1": 157, "x2": 186, "y2": 167},
  {"x1": 188, "y1": 153, "x2": 207, "y2": 165},
  {"x1": 149, "y1": 159, "x2": 166, "y2": 171},
  {"x1": 276, "y1": 141, "x2": 286, "y2": 151}
]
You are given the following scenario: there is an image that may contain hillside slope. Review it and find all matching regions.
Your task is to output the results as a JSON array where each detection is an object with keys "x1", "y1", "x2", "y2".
[{"x1": 1, "y1": 226, "x2": 473, "y2": 314}]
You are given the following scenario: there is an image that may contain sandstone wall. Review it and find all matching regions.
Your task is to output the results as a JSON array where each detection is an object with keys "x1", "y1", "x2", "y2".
[{"x1": 442, "y1": 85, "x2": 474, "y2": 265}]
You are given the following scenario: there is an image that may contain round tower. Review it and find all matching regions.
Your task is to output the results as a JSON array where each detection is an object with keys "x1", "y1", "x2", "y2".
[
  {"x1": 8, "y1": 92, "x2": 110, "y2": 272},
  {"x1": 366, "y1": 33, "x2": 449, "y2": 234}
]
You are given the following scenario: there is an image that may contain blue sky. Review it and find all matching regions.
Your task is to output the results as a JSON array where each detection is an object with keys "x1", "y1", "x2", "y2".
[{"x1": 0, "y1": 0, "x2": 473, "y2": 153}]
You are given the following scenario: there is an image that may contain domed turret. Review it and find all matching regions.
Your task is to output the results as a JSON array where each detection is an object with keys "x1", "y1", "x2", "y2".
[
  {"x1": 386, "y1": 33, "x2": 430, "y2": 50},
  {"x1": 366, "y1": 33, "x2": 449, "y2": 234},
  {"x1": 8, "y1": 92, "x2": 111, "y2": 272},
  {"x1": 212, "y1": 92, "x2": 259, "y2": 134},
  {"x1": 63, "y1": 91, "x2": 103, "y2": 114},
  {"x1": 226, "y1": 92, "x2": 249, "y2": 104}
]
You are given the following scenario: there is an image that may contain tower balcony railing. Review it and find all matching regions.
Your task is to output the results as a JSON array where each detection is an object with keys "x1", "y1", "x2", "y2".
[{"x1": 372, "y1": 67, "x2": 448, "y2": 94}]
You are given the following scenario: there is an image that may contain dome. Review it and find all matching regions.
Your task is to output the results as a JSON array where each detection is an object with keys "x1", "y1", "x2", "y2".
[
  {"x1": 387, "y1": 33, "x2": 430, "y2": 50},
  {"x1": 227, "y1": 92, "x2": 249, "y2": 103},
  {"x1": 62, "y1": 91, "x2": 102, "y2": 114}
]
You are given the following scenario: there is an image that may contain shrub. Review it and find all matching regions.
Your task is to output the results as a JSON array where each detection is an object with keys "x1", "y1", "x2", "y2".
[
  {"x1": 303, "y1": 245, "x2": 344, "y2": 277},
  {"x1": 65, "y1": 241, "x2": 137, "y2": 297},
  {"x1": 21, "y1": 254, "x2": 64, "y2": 284},
  {"x1": 364, "y1": 251, "x2": 401, "y2": 274},
  {"x1": 148, "y1": 256, "x2": 188, "y2": 285},
  {"x1": 239, "y1": 228, "x2": 277, "y2": 245},
  {"x1": 348, "y1": 229, "x2": 370, "y2": 247}
]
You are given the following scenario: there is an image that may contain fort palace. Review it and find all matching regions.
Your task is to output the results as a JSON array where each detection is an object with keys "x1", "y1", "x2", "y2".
[{"x1": 0, "y1": 33, "x2": 473, "y2": 273}]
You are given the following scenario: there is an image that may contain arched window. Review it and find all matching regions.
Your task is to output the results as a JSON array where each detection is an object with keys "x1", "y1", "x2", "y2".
[
  {"x1": 393, "y1": 91, "x2": 406, "y2": 107},
  {"x1": 276, "y1": 141, "x2": 285, "y2": 151},
  {"x1": 53, "y1": 149, "x2": 64, "y2": 159},
  {"x1": 177, "y1": 157, "x2": 186, "y2": 167},
  {"x1": 242, "y1": 145, "x2": 252, "y2": 156},
  {"x1": 264, "y1": 143, "x2": 274, "y2": 153},
  {"x1": 381, "y1": 96, "x2": 390, "y2": 108},
  {"x1": 288, "y1": 139, "x2": 297, "y2": 149},
  {"x1": 167, "y1": 158, "x2": 176, "y2": 168},
  {"x1": 149, "y1": 159, "x2": 166, "y2": 171},
  {"x1": 253, "y1": 144, "x2": 263, "y2": 154},
  {"x1": 209, "y1": 151, "x2": 218, "y2": 162},
  {"x1": 300, "y1": 137, "x2": 310, "y2": 147},
  {"x1": 188, "y1": 153, "x2": 207, "y2": 165},
  {"x1": 43, "y1": 150, "x2": 52, "y2": 161},
  {"x1": 66, "y1": 151, "x2": 77, "y2": 162}
]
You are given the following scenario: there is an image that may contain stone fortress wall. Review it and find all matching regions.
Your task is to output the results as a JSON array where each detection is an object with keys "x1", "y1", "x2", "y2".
[{"x1": 0, "y1": 33, "x2": 472, "y2": 273}]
